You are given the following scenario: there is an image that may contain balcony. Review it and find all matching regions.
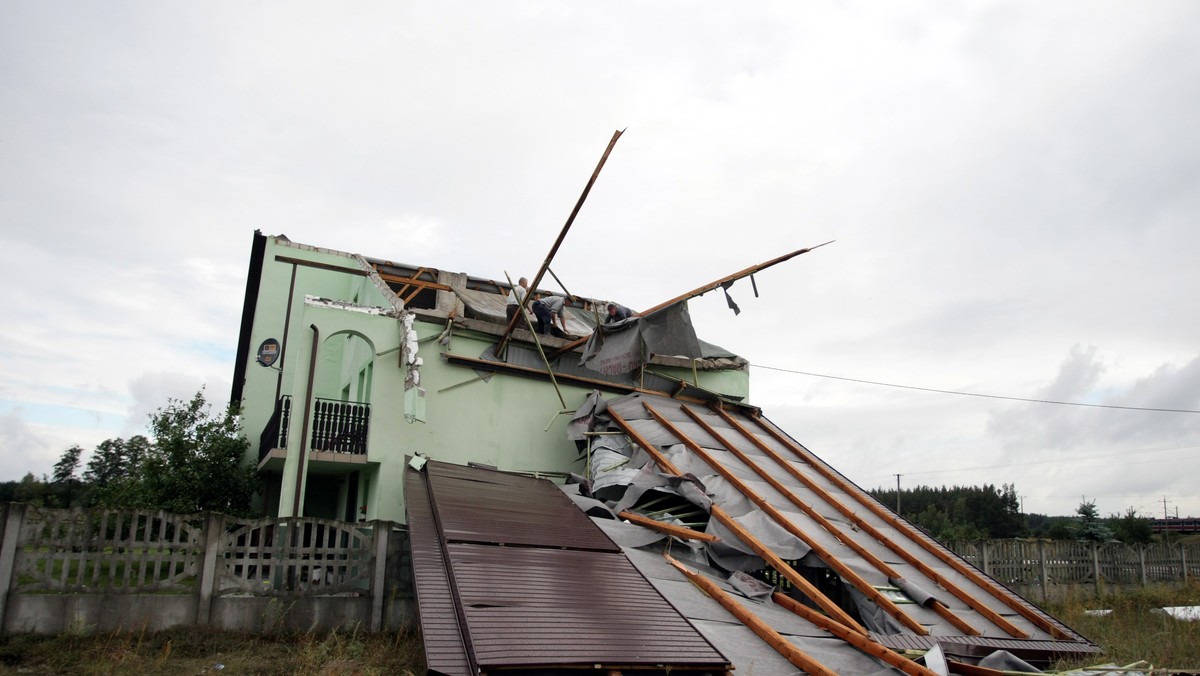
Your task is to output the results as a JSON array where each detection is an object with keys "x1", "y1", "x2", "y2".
[{"x1": 257, "y1": 396, "x2": 372, "y2": 470}]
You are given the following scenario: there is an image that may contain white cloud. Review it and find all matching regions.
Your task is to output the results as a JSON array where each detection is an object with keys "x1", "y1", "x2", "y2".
[{"x1": 1, "y1": 1, "x2": 1198, "y2": 517}]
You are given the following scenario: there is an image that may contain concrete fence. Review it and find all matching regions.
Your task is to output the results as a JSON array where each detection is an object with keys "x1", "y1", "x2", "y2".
[
  {"x1": 0, "y1": 503, "x2": 414, "y2": 635},
  {"x1": 947, "y1": 538, "x2": 1200, "y2": 601}
]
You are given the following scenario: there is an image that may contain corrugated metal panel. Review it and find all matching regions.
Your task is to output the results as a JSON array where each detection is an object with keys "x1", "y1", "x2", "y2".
[
  {"x1": 405, "y1": 468, "x2": 472, "y2": 676},
  {"x1": 406, "y1": 461, "x2": 730, "y2": 673},
  {"x1": 426, "y1": 463, "x2": 619, "y2": 552},
  {"x1": 450, "y1": 543, "x2": 726, "y2": 667}
]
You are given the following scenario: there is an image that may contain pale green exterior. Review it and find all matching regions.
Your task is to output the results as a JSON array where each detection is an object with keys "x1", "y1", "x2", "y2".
[{"x1": 235, "y1": 235, "x2": 750, "y2": 524}]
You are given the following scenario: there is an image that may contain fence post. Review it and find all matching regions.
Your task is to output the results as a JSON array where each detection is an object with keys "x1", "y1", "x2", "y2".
[
  {"x1": 1091, "y1": 541, "x2": 1101, "y2": 596},
  {"x1": 370, "y1": 521, "x2": 390, "y2": 632},
  {"x1": 1138, "y1": 544, "x2": 1147, "y2": 586},
  {"x1": 1038, "y1": 540, "x2": 1049, "y2": 601},
  {"x1": 1182, "y1": 545, "x2": 1189, "y2": 584},
  {"x1": 195, "y1": 512, "x2": 225, "y2": 626},
  {"x1": 980, "y1": 541, "x2": 991, "y2": 576},
  {"x1": 0, "y1": 504, "x2": 25, "y2": 631}
]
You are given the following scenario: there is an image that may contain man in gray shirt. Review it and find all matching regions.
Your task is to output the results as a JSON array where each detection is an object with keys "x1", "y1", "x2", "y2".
[{"x1": 532, "y1": 294, "x2": 568, "y2": 337}]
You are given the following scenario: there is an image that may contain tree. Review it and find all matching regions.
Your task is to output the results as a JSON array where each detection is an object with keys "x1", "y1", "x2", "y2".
[
  {"x1": 1110, "y1": 507, "x2": 1152, "y2": 544},
  {"x1": 94, "y1": 390, "x2": 260, "y2": 516},
  {"x1": 84, "y1": 436, "x2": 151, "y2": 488},
  {"x1": 51, "y1": 445, "x2": 85, "y2": 507},
  {"x1": 1073, "y1": 499, "x2": 1114, "y2": 542},
  {"x1": 52, "y1": 446, "x2": 83, "y2": 484}
]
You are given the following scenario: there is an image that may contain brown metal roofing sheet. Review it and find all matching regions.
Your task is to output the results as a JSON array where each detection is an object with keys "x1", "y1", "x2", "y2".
[
  {"x1": 449, "y1": 542, "x2": 726, "y2": 667},
  {"x1": 405, "y1": 468, "x2": 472, "y2": 676},
  {"x1": 407, "y1": 460, "x2": 730, "y2": 673},
  {"x1": 425, "y1": 461, "x2": 620, "y2": 552}
]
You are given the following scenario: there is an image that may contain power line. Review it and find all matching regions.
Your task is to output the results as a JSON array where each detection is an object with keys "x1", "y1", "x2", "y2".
[
  {"x1": 752, "y1": 364, "x2": 1200, "y2": 414},
  {"x1": 897, "y1": 442, "x2": 1200, "y2": 477}
]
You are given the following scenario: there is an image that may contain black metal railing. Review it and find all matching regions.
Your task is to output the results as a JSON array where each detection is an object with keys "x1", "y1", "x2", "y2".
[
  {"x1": 258, "y1": 396, "x2": 293, "y2": 462},
  {"x1": 310, "y1": 398, "x2": 371, "y2": 455}
]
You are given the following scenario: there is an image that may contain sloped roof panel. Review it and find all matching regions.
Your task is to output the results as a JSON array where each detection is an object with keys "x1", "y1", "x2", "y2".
[{"x1": 406, "y1": 460, "x2": 730, "y2": 673}]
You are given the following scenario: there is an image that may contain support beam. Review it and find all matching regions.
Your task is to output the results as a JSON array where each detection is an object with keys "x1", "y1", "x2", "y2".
[
  {"x1": 643, "y1": 402, "x2": 927, "y2": 635},
  {"x1": 497, "y1": 130, "x2": 624, "y2": 353},
  {"x1": 744, "y1": 412, "x2": 1069, "y2": 640},
  {"x1": 772, "y1": 593, "x2": 940, "y2": 676},
  {"x1": 553, "y1": 240, "x2": 833, "y2": 357},
  {"x1": 665, "y1": 555, "x2": 840, "y2": 676},
  {"x1": 710, "y1": 405, "x2": 1029, "y2": 639},
  {"x1": 606, "y1": 408, "x2": 864, "y2": 634},
  {"x1": 617, "y1": 510, "x2": 719, "y2": 542},
  {"x1": 680, "y1": 404, "x2": 980, "y2": 636}
]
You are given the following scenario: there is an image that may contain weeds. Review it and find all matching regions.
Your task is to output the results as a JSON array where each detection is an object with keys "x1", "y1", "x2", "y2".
[
  {"x1": 1044, "y1": 581, "x2": 1200, "y2": 670},
  {"x1": 0, "y1": 626, "x2": 424, "y2": 675}
]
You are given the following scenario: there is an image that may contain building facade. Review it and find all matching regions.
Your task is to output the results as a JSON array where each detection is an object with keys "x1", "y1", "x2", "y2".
[{"x1": 230, "y1": 232, "x2": 749, "y2": 522}]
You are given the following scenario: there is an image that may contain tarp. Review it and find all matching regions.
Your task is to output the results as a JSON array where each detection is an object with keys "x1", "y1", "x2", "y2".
[{"x1": 580, "y1": 302, "x2": 703, "y2": 374}]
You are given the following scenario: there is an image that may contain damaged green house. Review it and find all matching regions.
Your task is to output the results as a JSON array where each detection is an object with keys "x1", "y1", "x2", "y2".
[{"x1": 230, "y1": 230, "x2": 1102, "y2": 674}]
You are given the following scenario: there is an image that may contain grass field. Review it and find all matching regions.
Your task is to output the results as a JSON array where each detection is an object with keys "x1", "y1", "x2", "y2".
[
  {"x1": 0, "y1": 625, "x2": 424, "y2": 675},
  {"x1": 0, "y1": 583, "x2": 1196, "y2": 674},
  {"x1": 1045, "y1": 581, "x2": 1200, "y2": 671}
]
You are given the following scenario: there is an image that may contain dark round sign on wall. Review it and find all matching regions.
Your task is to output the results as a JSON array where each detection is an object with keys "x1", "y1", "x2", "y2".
[{"x1": 256, "y1": 338, "x2": 281, "y2": 367}]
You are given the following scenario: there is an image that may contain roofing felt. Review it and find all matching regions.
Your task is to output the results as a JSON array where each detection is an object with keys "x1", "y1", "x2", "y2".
[
  {"x1": 600, "y1": 391, "x2": 1098, "y2": 648},
  {"x1": 405, "y1": 460, "x2": 730, "y2": 676}
]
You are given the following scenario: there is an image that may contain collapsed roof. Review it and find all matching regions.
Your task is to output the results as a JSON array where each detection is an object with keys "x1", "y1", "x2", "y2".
[{"x1": 406, "y1": 391, "x2": 1102, "y2": 675}]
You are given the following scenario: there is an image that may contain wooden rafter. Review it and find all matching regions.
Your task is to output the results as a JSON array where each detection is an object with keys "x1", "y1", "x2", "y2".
[
  {"x1": 605, "y1": 408, "x2": 865, "y2": 634},
  {"x1": 376, "y1": 270, "x2": 452, "y2": 295},
  {"x1": 552, "y1": 240, "x2": 833, "y2": 358},
  {"x1": 772, "y1": 593, "x2": 941, "y2": 676},
  {"x1": 678, "y1": 404, "x2": 981, "y2": 636},
  {"x1": 709, "y1": 405, "x2": 1032, "y2": 639},
  {"x1": 643, "y1": 401, "x2": 929, "y2": 636},
  {"x1": 665, "y1": 555, "x2": 839, "y2": 676},
  {"x1": 617, "y1": 510, "x2": 718, "y2": 542},
  {"x1": 741, "y1": 411, "x2": 1071, "y2": 640}
]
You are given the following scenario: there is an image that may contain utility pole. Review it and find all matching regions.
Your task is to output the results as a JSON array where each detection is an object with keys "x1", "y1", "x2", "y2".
[{"x1": 894, "y1": 474, "x2": 902, "y2": 515}]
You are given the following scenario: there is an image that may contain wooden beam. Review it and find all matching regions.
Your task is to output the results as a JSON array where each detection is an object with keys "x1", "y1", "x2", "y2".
[
  {"x1": 710, "y1": 405, "x2": 1030, "y2": 639},
  {"x1": 376, "y1": 270, "x2": 452, "y2": 292},
  {"x1": 679, "y1": 404, "x2": 981, "y2": 636},
  {"x1": 275, "y1": 254, "x2": 368, "y2": 276},
  {"x1": 643, "y1": 401, "x2": 928, "y2": 636},
  {"x1": 552, "y1": 240, "x2": 833, "y2": 357},
  {"x1": 606, "y1": 407, "x2": 864, "y2": 633},
  {"x1": 665, "y1": 555, "x2": 840, "y2": 676},
  {"x1": 497, "y1": 130, "x2": 624, "y2": 354},
  {"x1": 743, "y1": 412, "x2": 1070, "y2": 640},
  {"x1": 709, "y1": 504, "x2": 867, "y2": 634},
  {"x1": 617, "y1": 510, "x2": 718, "y2": 542},
  {"x1": 772, "y1": 593, "x2": 941, "y2": 676}
]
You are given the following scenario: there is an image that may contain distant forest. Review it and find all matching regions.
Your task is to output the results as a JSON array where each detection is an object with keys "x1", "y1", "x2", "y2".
[{"x1": 867, "y1": 483, "x2": 1154, "y2": 544}]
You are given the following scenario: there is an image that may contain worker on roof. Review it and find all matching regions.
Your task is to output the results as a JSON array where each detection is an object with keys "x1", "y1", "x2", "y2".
[
  {"x1": 506, "y1": 277, "x2": 529, "y2": 323},
  {"x1": 532, "y1": 293, "x2": 568, "y2": 337},
  {"x1": 605, "y1": 302, "x2": 632, "y2": 324}
]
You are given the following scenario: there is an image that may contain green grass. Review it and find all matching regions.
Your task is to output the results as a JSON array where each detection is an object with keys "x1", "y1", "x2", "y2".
[
  {"x1": 1043, "y1": 581, "x2": 1200, "y2": 670},
  {"x1": 0, "y1": 625, "x2": 424, "y2": 675}
]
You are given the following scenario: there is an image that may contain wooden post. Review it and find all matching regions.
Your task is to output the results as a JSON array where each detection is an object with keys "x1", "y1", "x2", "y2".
[
  {"x1": 981, "y1": 540, "x2": 991, "y2": 576},
  {"x1": 1181, "y1": 545, "x2": 1188, "y2": 584},
  {"x1": 0, "y1": 503, "x2": 25, "y2": 631},
  {"x1": 195, "y1": 512, "x2": 225, "y2": 626},
  {"x1": 1092, "y1": 541, "x2": 1101, "y2": 596}
]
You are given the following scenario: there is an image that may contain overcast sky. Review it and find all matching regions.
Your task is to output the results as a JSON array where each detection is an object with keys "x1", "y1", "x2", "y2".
[{"x1": 2, "y1": 2, "x2": 1198, "y2": 518}]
